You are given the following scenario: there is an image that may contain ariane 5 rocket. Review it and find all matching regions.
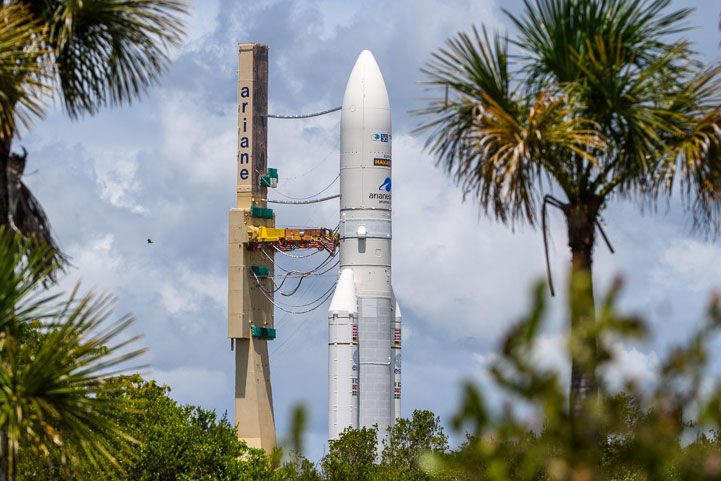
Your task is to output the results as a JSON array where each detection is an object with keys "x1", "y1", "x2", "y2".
[{"x1": 328, "y1": 50, "x2": 401, "y2": 441}]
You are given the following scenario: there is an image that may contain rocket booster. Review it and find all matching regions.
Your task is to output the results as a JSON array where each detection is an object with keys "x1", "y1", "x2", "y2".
[{"x1": 328, "y1": 50, "x2": 401, "y2": 442}]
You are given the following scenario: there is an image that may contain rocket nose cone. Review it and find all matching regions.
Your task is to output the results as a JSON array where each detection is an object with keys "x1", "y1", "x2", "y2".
[
  {"x1": 342, "y1": 49, "x2": 390, "y2": 111},
  {"x1": 357, "y1": 49, "x2": 375, "y2": 64}
]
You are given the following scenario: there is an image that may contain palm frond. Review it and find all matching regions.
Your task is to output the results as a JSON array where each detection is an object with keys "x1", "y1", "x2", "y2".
[
  {"x1": 415, "y1": 26, "x2": 604, "y2": 225},
  {"x1": 657, "y1": 63, "x2": 721, "y2": 235},
  {"x1": 0, "y1": 228, "x2": 58, "y2": 333},
  {"x1": 575, "y1": 40, "x2": 699, "y2": 195},
  {"x1": 508, "y1": 0, "x2": 693, "y2": 86},
  {"x1": 3, "y1": 146, "x2": 67, "y2": 278},
  {"x1": 14, "y1": 176, "x2": 67, "y2": 274},
  {"x1": 36, "y1": 0, "x2": 187, "y2": 118},
  {"x1": 0, "y1": 4, "x2": 51, "y2": 139},
  {"x1": 467, "y1": 91, "x2": 604, "y2": 222},
  {"x1": 418, "y1": 26, "x2": 514, "y2": 114},
  {"x1": 680, "y1": 111, "x2": 721, "y2": 235},
  {"x1": 0, "y1": 230, "x2": 146, "y2": 477}
]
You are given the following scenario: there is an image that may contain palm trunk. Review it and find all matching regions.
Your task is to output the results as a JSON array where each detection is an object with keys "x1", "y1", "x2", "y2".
[
  {"x1": 0, "y1": 136, "x2": 9, "y2": 230},
  {"x1": 0, "y1": 428, "x2": 8, "y2": 481},
  {"x1": 0, "y1": 137, "x2": 8, "y2": 481},
  {"x1": 0, "y1": 135, "x2": 12, "y2": 481},
  {"x1": 564, "y1": 202, "x2": 599, "y2": 425},
  {"x1": 564, "y1": 202, "x2": 601, "y2": 479}
]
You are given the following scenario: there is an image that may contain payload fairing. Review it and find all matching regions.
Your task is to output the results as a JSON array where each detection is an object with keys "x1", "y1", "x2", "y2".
[{"x1": 328, "y1": 50, "x2": 401, "y2": 441}]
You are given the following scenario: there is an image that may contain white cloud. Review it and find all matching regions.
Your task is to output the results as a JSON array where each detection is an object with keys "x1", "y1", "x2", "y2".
[
  {"x1": 652, "y1": 239, "x2": 721, "y2": 293},
  {"x1": 159, "y1": 93, "x2": 236, "y2": 186},
  {"x1": 186, "y1": 0, "x2": 222, "y2": 46},
  {"x1": 160, "y1": 283, "x2": 197, "y2": 315},
  {"x1": 93, "y1": 152, "x2": 147, "y2": 214},
  {"x1": 179, "y1": 267, "x2": 227, "y2": 309},
  {"x1": 602, "y1": 343, "x2": 659, "y2": 392},
  {"x1": 160, "y1": 266, "x2": 226, "y2": 316},
  {"x1": 64, "y1": 234, "x2": 124, "y2": 290},
  {"x1": 531, "y1": 334, "x2": 568, "y2": 379}
]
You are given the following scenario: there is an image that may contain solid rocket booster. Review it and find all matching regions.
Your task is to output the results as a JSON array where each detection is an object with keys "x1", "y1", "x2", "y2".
[{"x1": 328, "y1": 50, "x2": 401, "y2": 441}]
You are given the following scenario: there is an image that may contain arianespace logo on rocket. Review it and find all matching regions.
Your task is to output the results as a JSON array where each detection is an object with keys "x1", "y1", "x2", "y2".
[{"x1": 368, "y1": 176, "x2": 391, "y2": 203}]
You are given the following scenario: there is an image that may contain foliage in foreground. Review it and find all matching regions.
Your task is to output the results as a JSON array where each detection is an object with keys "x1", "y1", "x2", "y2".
[
  {"x1": 320, "y1": 410, "x2": 449, "y2": 481},
  {"x1": 305, "y1": 279, "x2": 721, "y2": 481},
  {"x1": 17, "y1": 372, "x2": 448, "y2": 481},
  {"x1": 428, "y1": 280, "x2": 721, "y2": 481},
  {"x1": 18, "y1": 375, "x2": 256, "y2": 481},
  {"x1": 0, "y1": 229, "x2": 145, "y2": 481}
]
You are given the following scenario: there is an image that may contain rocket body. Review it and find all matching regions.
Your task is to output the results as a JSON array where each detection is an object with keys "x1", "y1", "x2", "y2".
[{"x1": 328, "y1": 50, "x2": 401, "y2": 442}]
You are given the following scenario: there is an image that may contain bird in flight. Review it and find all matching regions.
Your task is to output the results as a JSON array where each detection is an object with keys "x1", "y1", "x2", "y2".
[{"x1": 147, "y1": 238, "x2": 153, "y2": 244}]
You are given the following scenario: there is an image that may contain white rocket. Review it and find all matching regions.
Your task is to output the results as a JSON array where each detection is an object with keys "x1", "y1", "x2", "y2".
[{"x1": 328, "y1": 50, "x2": 401, "y2": 442}]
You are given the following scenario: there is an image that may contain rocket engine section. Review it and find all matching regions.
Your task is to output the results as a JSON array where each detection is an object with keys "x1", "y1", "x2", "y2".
[{"x1": 328, "y1": 50, "x2": 400, "y2": 442}]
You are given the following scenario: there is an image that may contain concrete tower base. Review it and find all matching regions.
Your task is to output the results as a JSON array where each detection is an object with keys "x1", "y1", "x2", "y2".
[{"x1": 234, "y1": 337, "x2": 275, "y2": 450}]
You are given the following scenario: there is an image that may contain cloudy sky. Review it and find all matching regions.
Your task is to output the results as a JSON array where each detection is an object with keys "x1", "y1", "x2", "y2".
[{"x1": 18, "y1": 0, "x2": 721, "y2": 460}]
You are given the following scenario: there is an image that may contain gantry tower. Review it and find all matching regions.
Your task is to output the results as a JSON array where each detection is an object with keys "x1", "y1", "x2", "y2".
[
  {"x1": 228, "y1": 43, "x2": 340, "y2": 451},
  {"x1": 228, "y1": 43, "x2": 276, "y2": 451}
]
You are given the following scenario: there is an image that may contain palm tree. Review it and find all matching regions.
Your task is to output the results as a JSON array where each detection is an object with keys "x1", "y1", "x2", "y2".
[
  {"x1": 0, "y1": 0, "x2": 186, "y2": 270},
  {"x1": 416, "y1": 0, "x2": 721, "y2": 432},
  {"x1": 0, "y1": 228, "x2": 146, "y2": 481}
]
